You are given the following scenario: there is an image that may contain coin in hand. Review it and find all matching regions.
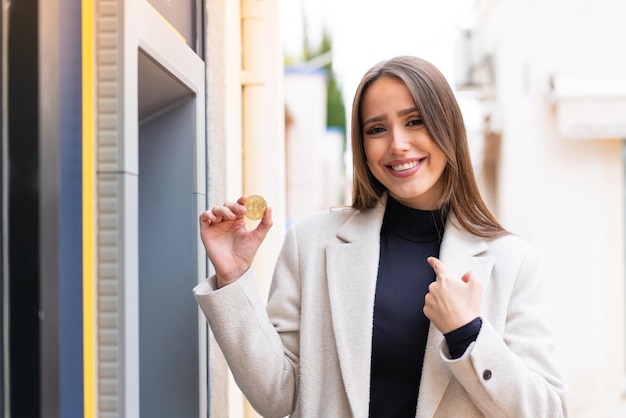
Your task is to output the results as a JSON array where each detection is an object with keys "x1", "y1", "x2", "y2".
[{"x1": 244, "y1": 195, "x2": 267, "y2": 220}]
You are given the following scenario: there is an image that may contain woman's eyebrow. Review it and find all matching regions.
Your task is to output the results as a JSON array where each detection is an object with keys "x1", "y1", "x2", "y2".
[
  {"x1": 398, "y1": 107, "x2": 420, "y2": 116},
  {"x1": 363, "y1": 107, "x2": 420, "y2": 126},
  {"x1": 362, "y1": 115, "x2": 386, "y2": 126}
]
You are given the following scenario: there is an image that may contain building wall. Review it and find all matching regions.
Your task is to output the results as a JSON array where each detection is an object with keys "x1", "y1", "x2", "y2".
[
  {"x1": 204, "y1": 1, "x2": 244, "y2": 413},
  {"x1": 473, "y1": 0, "x2": 626, "y2": 416},
  {"x1": 284, "y1": 69, "x2": 348, "y2": 225},
  {"x1": 205, "y1": 0, "x2": 285, "y2": 416},
  {"x1": 0, "y1": 0, "x2": 283, "y2": 416},
  {"x1": 284, "y1": 70, "x2": 327, "y2": 223}
]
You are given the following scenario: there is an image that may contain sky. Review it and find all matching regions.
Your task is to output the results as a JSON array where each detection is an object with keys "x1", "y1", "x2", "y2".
[{"x1": 278, "y1": 0, "x2": 476, "y2": 108}]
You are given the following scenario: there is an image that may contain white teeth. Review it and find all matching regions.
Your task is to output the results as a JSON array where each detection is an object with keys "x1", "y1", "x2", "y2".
[{"x1": 391, "y1": 161, "x2": 419, "y2": 171}]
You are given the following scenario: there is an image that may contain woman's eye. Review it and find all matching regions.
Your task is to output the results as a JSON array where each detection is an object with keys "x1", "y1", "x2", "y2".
[
  {"x1": 365, "y1": 126, "x2": 385, "y2": 135},
  {"x1": 407, "y1": 118, "x2": 424, "y2": 127}
]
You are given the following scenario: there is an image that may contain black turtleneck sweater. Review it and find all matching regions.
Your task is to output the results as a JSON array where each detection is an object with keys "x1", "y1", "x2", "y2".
[{"x1": 368, "y1": 197, "x2": 481, "y2": 417}]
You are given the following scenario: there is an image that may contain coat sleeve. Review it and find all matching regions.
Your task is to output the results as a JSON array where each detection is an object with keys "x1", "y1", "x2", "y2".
[
  {"x1": 441, "y1": 244, "x2": 570, "y2": 417},
  {"x1": 193, "y1": 226, "x2": 302, "y2": 418}
]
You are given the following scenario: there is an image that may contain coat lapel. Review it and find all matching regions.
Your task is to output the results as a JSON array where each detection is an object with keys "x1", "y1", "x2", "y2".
[
  {"x1": 325, "y1": 198, "x2": 386, "y2": 418},
  {"x1": 416, "y1": 214, "x2": 495, "y2": 418},
  {"x1": 325, "y1": 199, "x2": 496, "y2": 418}
]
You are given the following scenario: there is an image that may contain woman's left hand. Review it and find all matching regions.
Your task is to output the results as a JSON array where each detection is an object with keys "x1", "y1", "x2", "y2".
[{"x1": 424, "y1": 256, "x2": 483, "y2": 334}]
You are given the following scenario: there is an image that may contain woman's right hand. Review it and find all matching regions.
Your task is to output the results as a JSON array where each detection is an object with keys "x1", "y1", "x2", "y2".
[{"x1": 199, "y1": 196, "x2": 273, "y2": 288}]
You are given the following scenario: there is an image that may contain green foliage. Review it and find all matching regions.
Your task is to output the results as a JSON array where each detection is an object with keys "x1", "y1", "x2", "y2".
[
  {"x1": 309, "y1": 29, "x2": 346, "y2": 135},
  {"x1": 326, "y1": 75, "x2": 346, "y2": 133}
]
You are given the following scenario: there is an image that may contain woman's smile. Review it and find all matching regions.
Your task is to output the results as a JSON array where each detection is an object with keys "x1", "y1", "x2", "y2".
[{"x1": 387, "y1": 158, "x2": 424, "y2": 177}]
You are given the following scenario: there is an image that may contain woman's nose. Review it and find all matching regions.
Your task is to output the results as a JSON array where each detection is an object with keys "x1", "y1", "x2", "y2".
[{"x1": 389, "y1": 128, "x2": 411, "y2": 154}]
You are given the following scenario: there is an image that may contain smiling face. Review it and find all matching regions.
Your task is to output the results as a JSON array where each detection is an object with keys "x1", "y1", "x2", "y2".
[{"x1": 361, "y1": 76, "x2": 447, "y2": 210}]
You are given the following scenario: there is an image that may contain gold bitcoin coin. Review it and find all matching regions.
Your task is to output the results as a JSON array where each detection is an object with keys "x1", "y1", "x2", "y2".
[{"x1": 244, "y1": 195, "x2": 267, "y2": 220}]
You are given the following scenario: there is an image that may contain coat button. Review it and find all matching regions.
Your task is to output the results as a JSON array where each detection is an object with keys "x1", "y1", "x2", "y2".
[{"x1": 483, "y1": 370, "x2": 492, "y2": 380}]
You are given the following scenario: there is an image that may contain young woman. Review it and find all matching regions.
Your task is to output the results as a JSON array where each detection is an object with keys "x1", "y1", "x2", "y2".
[{"x1": 194, "y1": 56, "x2": 569, "y2": 417}]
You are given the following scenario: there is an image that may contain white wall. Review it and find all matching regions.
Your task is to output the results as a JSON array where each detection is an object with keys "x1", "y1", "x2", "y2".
[
  {"x1": 284, "y1": 70, "x2": 349, "y2": 225},
  {"x1": 285, "y1": 71, "x2": 327, "y2": 221},
  {"x1": 474, "y1": 0, "x2": 626, "y2": 416}
]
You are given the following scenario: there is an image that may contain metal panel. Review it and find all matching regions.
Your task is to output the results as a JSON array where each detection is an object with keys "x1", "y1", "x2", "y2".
[
  {"x1": 8, "y1": 0, "x2": 40, "y2": 416},
  {"x1": 147, "y1": 0, "x2": 202, "y2": 52},
  {"x1": 57, "y1": 0, "x2": 85, "y2": 416},
  {"x1": 138, "y1": 95, "x2": 198, "y2": 418},
  {"x1": 93, "y1": 1, "x2": 207, "y2": 416},
  {"x1": 96, "y1": 0, "x2": 125, "y2": 415},
  {"x1": 0, "y1": 0, "x2": 6, "y2": 413}
]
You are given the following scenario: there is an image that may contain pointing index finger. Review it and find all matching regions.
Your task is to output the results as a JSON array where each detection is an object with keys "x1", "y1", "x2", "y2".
[{"x1": 427, "y1": 256, "x2": 448, "y2": 277}]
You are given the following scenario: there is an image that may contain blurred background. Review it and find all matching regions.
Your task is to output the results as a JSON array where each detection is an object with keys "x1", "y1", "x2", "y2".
[
  {"x1": 2, "y1": 0, "x2": 625, "y2": 416},
  {"x1": 281, "y1": 2, "x2": 626, "y2": 417}
]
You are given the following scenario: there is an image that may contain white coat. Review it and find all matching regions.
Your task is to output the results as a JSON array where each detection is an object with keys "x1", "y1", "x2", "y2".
[{"x1": 194, "y1": 196, "x2": 569, "y2": 417}]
